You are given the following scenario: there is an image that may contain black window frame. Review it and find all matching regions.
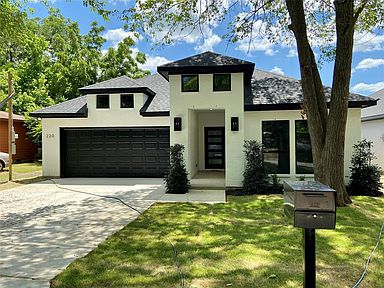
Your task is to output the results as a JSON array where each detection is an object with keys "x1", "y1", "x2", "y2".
[
  {"x1": 96, "y1": 94, "x2": 109, "y2": 109},
  {"x1": 262, "y1": 120, "x2": 290, "y2": 174},
  {"x1": 181, "y1": 74, "x2": 199, "y2": 92},
  {"x1": 120, "y1": 94, "x2": 134, "y2": 108},
  {"x1": 213, "y1": 74, "x2": 231, "y2": 91},
  {"x1": 295, "y1": 120, "x2": 314, "y2": 174}
]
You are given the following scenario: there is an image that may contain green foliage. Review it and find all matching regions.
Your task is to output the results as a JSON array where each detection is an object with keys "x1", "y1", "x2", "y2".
[
  {"x1": 0, "y1": 5, "x2": 149, "y2": 145},
  {"x1": 348, "y1": 139, "x2": 383, "y2": 197},
  {"x1": 242, "y1": 140, "x2": 269, "y2": 194},
  {"x1": 164, "y1": 144, "x2": 190, "y2": 194},
  {"x1": 270, "y1": 173, "x2": 283, "y2": 194}
]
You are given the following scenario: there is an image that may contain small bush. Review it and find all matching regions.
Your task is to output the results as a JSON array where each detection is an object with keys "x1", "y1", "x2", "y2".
[
  {"x1": 242, "y1": 140, "x2": 270, "y2": 194},
  {"x1": 269, "y1": 173, "x2": 283, "y2": 194},
  {"x1": 348, "y1": 140, "x2": 383, "y2": 196},
  {"x1": 164, "y1": 144, "x2": 190, "y2": 194}
]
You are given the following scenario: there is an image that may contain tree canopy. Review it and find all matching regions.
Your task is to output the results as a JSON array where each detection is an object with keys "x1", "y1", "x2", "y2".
[{"x1": 0, "y1": 2, "x2": 149, "y2": 144}]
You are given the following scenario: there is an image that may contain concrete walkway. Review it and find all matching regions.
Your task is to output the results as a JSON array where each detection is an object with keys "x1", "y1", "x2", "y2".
[{"x1": 0, "y1": 178, "x2": 225, "y2": 287}]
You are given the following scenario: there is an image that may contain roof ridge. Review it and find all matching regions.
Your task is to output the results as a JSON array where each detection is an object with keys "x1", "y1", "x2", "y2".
[{"x1": 37, "y1": 96, "x2": 86, "y2": 111}]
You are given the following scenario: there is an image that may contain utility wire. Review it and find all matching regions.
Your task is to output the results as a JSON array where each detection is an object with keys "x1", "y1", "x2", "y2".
[
  {"x1": 351, "y1": 222, "x2": 384, "y2": 288},
  {"x1": 49, "y1": 179, "x2": 185, "y2": 288}
]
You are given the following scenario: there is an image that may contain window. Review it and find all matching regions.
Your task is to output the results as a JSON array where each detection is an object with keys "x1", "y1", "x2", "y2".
[
  {"x1": 121, "y1": 94, "x2": 134, "y2": 108},
  {"x1": 96, "y1": 94, "x2": 109, "y2": 109},
  {"x1": 295, "y1": 120, "x2": 314, "y2": 174},
  {"x1": 262, "y1": 120, "x2": 290, "y2": 174},
  {"x1": 181, "y1": 75, "x2": 199, "y2": 92},
  {"x1": 213, "y1": 74, "x2": 231, "y2": 91}
]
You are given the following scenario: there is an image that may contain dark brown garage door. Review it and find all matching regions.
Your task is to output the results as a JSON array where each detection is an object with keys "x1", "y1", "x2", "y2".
[{"x1": 61, "y1": 127, "x2": 170, "y2": 177}]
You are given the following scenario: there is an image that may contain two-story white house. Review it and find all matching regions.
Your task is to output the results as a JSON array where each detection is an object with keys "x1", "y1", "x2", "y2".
[{"x1": 31, "y1": 52, "x2": 377, "y2": 188}]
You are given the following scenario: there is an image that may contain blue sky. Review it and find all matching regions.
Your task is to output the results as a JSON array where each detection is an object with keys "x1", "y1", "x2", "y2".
[{"x1": 28, "y1": 0, "x2": 384, "y2": 96}]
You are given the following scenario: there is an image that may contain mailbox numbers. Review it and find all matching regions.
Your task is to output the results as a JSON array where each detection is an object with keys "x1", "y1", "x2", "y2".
[{"x1": 46, "y1": 133, "x2": 55, "y2": 139}]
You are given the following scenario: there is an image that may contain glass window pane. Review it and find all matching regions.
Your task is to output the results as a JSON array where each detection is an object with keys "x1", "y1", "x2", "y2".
[
  {"x1": 209, "y1": 159, "x2": 223, "y2": 165},
  {"x1": 262, "y1": 120, "x2": 290, "y2": 174},
  {"x1": 213, "y1": 74, "x2": 231, "y2": 91},
  {"x1": 121, "y1": 94, "x2": 134, "y2": 108},
  {"x1": 181, "y1": 75, "x2": 199, "y2": 92},
  {"x1": 295, "y1": 120, "x2": 314, "y2": 174},
  {"x1": 97, "y1": 95, "x2": 109, "y2": 109}
]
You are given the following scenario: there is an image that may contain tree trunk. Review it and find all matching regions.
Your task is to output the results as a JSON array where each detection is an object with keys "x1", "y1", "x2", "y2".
[{"x1": 286, "y1": 0, "x2": 355, "y2": 206}]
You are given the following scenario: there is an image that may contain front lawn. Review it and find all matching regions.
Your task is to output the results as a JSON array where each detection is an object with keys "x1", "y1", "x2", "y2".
[
  {"x1": 51, "y1": 195, "x2": 384, "y2": 288},
  {"x1": 0, "y1": 161, "x2": 42, "y2": 184}
]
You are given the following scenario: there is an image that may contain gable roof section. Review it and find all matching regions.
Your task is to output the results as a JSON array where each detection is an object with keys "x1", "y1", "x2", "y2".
[
  {"x1": 79, "y1": 75, "x2": 156, "y2": 96},
  {"x1": 30, "y1": 96, "x2": 88, "y2": 118},
  {"x1": 158, "y1": 51, "x2": 255, "y2": 79},
  {"x1": 245, "y1": 69, "x2": 376, "y2": 110},
  {"x1": 361, "y1": 88, "x2": 384, "y2": 121}
]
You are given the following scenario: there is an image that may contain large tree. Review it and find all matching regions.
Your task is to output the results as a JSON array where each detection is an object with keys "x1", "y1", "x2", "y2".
[{"x1": 123, "y1": 0, "x2": 384, "y2": 206}]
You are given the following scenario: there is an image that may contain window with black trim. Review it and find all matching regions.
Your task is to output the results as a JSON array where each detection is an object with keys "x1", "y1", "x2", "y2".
[
  {"x1": 213, "y1": 74, "x2": 231, "y2": 91},
  {"x1": 181, "y1": 75, "x2": 199, "y2": 92},
  {"x1": 120, "y1": 94, "x2": 134, "y2": 108},
  {"x1": 295, "y1": 120, "x2": 314, "y2": 174},
  {"x1": 96, "y1": 94, "x2": 109, "y2": 109},
  {"x1": 262, "y1": 120, "x2": 290, "y2": 174}
]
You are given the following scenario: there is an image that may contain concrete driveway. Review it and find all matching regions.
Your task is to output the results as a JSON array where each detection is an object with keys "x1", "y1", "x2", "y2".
[{"x1": 0, "y1": 178, "x2": 164, "y2": 288}]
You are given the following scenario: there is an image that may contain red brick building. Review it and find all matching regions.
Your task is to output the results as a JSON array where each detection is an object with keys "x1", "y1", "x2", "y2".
[{"x1": 0, "y1": 111, "x2": 38, "y2": 162}]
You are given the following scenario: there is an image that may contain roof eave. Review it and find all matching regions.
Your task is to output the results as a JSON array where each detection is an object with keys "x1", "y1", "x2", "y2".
[{"x1": 79, "y1": 87, "x2": 156, "y2": 97}]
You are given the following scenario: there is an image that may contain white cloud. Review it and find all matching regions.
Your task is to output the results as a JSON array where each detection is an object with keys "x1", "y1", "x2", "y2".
[
  {"x1": 139, "y1": 55, "x2": 171, "y2": 73},
  {"x1": 355, "y1": 58, "x2": 384, "y2": 70},
  {"x1": 287, "y1": 48, "x2": 298, "y2": 57},
  {"x1": 270, "y1": 66, "x2": 284, "y2": 76},
  {"x1": 351, "y1": 82, "x2": 384, "y2": 94},
  {"x1": 194, "y1": 34, "x2": 221, "y2": 53},
  {"x1": 235, "y1": 18, "x2": 277, "y2": 56},
  {"x1": 102, "y1": 28, "x2": 141, "y2": 47},
  {"x1": 354, "y1": 32, "x2": 384, "y2": 52}
]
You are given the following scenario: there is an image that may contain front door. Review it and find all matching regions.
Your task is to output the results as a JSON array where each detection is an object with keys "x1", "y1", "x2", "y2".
[{"x1": 205, "y1": 127, "x2": 225, "y2": 169}]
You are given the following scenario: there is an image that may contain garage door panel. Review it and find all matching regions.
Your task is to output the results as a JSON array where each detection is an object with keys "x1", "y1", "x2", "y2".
[{"x1": 62, "y1": 127, "x2": 169, "y2": 177}]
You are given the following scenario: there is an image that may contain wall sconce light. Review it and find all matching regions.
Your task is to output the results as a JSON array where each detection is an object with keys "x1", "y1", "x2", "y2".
[
  {"x1": 231, "y1": 117, "x2": 239, "y2": 131},
  {"x1": 174, "y1": 117, "x2": 182, "y2": 131}
]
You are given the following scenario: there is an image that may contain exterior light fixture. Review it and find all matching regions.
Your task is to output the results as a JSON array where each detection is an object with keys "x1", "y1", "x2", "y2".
[
  {"x1": 174, "y1": 117, "x2": 182, "y2": 131},
  {"x1": 231, "y1": 117, "x2": 239, "y2": 131}
]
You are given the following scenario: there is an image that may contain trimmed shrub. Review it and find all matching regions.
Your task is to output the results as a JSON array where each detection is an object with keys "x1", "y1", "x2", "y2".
[
  {"x1": 164, "y1": 144, "x2": 190, "y2": 194},
  {"x1": 242, "y1": 140, "x2": 270, "y2": 194},
  {"x1": 348, "y1": 140, "x2": 383, "y2": 196}
]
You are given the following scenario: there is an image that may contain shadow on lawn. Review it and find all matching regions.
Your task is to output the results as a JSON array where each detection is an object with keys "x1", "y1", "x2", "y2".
[{"x1": 51, "y1": 195, "x2": 384, "y2": 288}]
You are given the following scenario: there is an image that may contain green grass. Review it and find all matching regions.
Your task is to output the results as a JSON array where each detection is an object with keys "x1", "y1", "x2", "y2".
[
  {"x1": 51, "y1": 195, "x2": 384, "y2": 288},
  {"x1": 0, "y1": 162, "x2": 42, "y2": 183}
]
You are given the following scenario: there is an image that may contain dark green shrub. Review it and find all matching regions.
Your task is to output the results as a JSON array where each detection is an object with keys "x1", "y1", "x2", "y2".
[
  {"x1": 164, "y1": 144, "x2": 190, "y2": 194},
  {"x1": 348, "y1": 140, "x2": 383, "y2": 196},
  {"x1": 270, "y1": 173, "x2": 283, "y2": 194},
  {"x1": 242, "y1": 140, "x2": 270, "y2": 194}
]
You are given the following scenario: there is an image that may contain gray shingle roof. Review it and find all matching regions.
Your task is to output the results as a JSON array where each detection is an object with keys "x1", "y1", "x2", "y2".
[
  {"x1": 80, "y1": 75, "x2": 142, "y2": 90},
  {"x1": 361, "y1": 88, "x2": 384, "y2": 120},
  {"x1": 135, "y1": 74, "x2": 169, "y2": 113},
  {"x1": 248, "y1": 69, "x2": 374, "y2": 105},
  {"x1": 30, "y1": 96, "x2": 87, "y2": 118},
  {"x1": 31, "y1": 69, "x2": 376, "y2": 118},
  {"x1": 159, "y1": 51, "x2": 254, "y2": 68}
]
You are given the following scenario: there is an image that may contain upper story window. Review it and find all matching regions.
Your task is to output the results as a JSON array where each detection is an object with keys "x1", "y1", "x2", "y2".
[
  {"x1": 181, "y1": 75, "x2": 199, "y2": 92},
  {"x1": 213, "y1": 74, "x2": 231, "y2": 91},
  {"x1": 96, "y1": 94, "x2": 109, "y2": 109},
  {"x1": 121, "y1": 94, "x2": 134, "y2": 108},
  {"x1": 262, "y1": 120, "x2": 290, "y2": 174}
]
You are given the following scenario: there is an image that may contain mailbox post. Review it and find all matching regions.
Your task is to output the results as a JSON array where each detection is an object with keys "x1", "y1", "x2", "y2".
[{"x1": 283, "y1": 181, "x2": 336, "y2": 288}]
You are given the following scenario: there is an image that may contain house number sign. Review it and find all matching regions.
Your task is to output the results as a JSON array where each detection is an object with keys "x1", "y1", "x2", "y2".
[{"x1": 46, "y1": 134, "x2": 55, "y2": 139}]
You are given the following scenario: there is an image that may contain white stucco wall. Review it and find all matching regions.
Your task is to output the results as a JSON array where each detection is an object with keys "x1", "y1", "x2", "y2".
[
  {"x1": 42, "y1": 92, "x2": 169, "y2": 177},
  {"x1": 169, "y1": 73, "x2": 245, "y2": 187},
  {"x1": 361, "y1": 119, "x2": 384, "y2": 169},
  {"x1": 244, "y1": 108, "x2": 361, "y2": 180}
]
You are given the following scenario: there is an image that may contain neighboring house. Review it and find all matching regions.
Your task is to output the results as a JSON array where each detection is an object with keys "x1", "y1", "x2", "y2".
[
  {"x1": 0, "y1": 111, "x2": 38, "y2": 162},
  {"x1": 361, "y1": 88, "x2": 384, "y2": 169},
  {"x1": 31, "y1": 52, "x2": 376, "y2": 187}
]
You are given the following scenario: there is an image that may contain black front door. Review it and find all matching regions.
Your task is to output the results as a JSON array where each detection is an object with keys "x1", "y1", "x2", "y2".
[{"x1": 205, "y1": 127, "x2": 225, "y2": 169}]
